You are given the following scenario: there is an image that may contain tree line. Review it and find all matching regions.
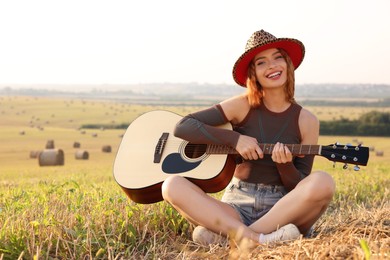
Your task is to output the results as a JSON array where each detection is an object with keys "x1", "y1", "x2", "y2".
[{"x1": 320, "y1": 111, "x2": 390, "y2": 136}]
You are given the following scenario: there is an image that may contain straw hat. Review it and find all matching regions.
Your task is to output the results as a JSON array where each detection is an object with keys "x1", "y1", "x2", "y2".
[{"x1": 232, "y1": 30, "x2": 305, "y2": 87}]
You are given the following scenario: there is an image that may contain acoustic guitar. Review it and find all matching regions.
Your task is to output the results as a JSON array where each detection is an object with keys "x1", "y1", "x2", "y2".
[{"x1": 113, "y1": 110, "x2": 369, "y2": 204}]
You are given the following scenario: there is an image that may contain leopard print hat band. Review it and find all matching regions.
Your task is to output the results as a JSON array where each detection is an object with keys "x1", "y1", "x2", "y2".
[{"x1": 232, "y1": 30, "x2": 305, "y2": 87}]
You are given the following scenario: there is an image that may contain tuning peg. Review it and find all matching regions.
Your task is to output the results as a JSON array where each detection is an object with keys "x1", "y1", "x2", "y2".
[
  {"x1": 354, "y1": 165, "x2": 360, "y2": 171},
  {"x1": 343, "y1": 163, "x2": 348, "y2": 170}
]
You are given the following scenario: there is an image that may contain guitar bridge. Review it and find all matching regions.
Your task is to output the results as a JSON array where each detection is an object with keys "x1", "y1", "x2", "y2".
[{"x1": 154, "y1": 132, "x2": 169, "y2": 163}]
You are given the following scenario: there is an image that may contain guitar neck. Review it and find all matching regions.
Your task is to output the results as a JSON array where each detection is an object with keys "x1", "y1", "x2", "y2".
[{"x1": 206, "y1": 143, "x2": 321, "y2": 156}]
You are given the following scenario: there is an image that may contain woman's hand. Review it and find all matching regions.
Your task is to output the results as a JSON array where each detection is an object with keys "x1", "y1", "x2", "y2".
[
  {"x1": 271, "y1": 142, "x2": 293, "y2": 163},
  {"x1": 235, "y1": 135, "x2": 263, "y2": 160}
]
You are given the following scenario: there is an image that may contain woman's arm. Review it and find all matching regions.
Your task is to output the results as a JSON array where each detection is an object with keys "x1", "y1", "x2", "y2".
[
  {"x1": 174, "y1": 104, "x2": 241, "y2": 147},
  {"x1": 174, "y1": 95, "x2": 263, "y2": 160}
]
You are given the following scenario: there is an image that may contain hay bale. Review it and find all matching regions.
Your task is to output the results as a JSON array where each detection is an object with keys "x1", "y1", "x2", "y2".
[
  {"x1": 376, "y1": 151, "x2": 384, "y2": 157},
  {"x1": 45, "y1": 140, "x2": 55, "y2": 149},
  {"x1": 102, "y1": 145, "x2": 112, "y2": 153},
  {"x1": 73, "y1": 142, "x2": 81, "y2": 148},
  {"x1": 38, "y1": 149, "x2": 64, "y2": 166},
  {"x1": 19, "y1": 130, "x2": 25, "y2": 135},
  {"x1": 75, "y1": 150, "x2": 89, "y2": 160},
  {"x1": 30, "y1": 150, "x2": 41, "y2": 159}
]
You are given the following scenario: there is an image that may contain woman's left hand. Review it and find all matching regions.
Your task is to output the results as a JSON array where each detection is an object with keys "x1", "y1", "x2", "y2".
[{"x1": 271, "y1": 142, "x2": 293, "y2": 163}]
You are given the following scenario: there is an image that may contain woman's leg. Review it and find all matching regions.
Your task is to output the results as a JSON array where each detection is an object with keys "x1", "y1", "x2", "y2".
[
  {"x1": 161, "y1": 175, "x2": 259, "y2": 241},
  {"x1": 249, "y1": 171, "x2": 335, "y2": 235}
]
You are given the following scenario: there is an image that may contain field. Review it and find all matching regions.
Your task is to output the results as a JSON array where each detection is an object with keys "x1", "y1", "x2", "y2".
[{"x1": 0, "y1": 96, "x2": 389, "y2": 259}]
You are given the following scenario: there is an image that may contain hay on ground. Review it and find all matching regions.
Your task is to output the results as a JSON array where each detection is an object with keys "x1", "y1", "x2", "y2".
[
  {"x1": 38, "y1": 149, "x2": 64, "y2": 166},
  {"x1": 45, "y1": 140, "x2": 55, "y2": 149},
  {"x1": 75, "y1": 150, "x2": 89, "y2": 160},
  {"x1": 376, "y1": 151, "x2": 384, "y2": 156},
  {"x1": 29, "y1": 150, "x2": 41, "y2": 159},
  {"x1": 102, "y1": 145, "x2": 112, "y2": 153}
]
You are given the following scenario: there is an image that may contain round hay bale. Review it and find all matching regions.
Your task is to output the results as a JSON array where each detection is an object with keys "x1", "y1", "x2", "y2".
[
  {"x1": 376, "y1": 151, "x2": 384, "y2": 157},
  {"x1": 73, "y1": 142, "x2": 81, "y2": 148},
  {"x1": 46, "y1": 140, "x2": 55, "y2": 149},
  {"x1": 19, "y1": 130, "x2": 25, "y2": 135},
  {"x1": 102, "y1": 145, "x2": 112, "y2": 153},
  {"x1": 75, "y1": 150, "x2": 89, "y2": 160},
  {"x1": 30, "y1": 150, "x2": 41, "y2": 159},
  {"x1": 38, "y1": 149, "x2": 64, "y2": 166}
]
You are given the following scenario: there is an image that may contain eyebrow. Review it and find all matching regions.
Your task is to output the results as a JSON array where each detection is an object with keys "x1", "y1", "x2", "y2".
[{"x1": 254, "y1": 50, "x2": 281, "y2": 62}]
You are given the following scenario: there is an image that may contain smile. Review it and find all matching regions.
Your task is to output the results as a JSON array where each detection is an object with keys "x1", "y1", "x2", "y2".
[{"x1": 267, "y1": 71, "x2": 282, "y2": 78}]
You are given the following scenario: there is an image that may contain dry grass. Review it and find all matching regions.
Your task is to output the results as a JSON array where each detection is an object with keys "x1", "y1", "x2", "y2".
[{"x1": 0, "y1": 96, "x2": 389, "y2": 259}]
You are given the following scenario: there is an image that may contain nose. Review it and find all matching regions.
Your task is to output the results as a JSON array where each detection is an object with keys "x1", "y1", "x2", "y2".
[{"x1": 268, "y1": 60, "x2": 277, "y2": 69}]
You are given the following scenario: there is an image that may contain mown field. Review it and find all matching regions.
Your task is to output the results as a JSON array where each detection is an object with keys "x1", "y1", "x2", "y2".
[{"x1": 0, "y1": 96, "x2": 389, "y2": 259}]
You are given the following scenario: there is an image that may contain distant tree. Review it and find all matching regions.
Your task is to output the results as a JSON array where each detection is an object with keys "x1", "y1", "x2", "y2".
[{"x1": 358, "y1": 111, "x2": 390, "y2": 124}]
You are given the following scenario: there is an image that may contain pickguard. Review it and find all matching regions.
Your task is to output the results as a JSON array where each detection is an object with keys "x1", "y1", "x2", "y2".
[{"x1": 162, "y1": 153, "x2": 201, "y2": 173}]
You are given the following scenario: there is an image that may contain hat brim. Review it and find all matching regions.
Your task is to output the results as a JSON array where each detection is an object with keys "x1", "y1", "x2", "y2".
[{"x1": 232, "y1": 38, "x2": 305, "y2": 87}]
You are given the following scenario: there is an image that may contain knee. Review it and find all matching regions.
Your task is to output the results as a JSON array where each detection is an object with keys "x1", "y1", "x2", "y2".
[
  {"x1": 161, "y1": 175, "x2": 186, "y2": 203},
  {"x1": 303, "y1": 171, "x2": 336, "y2": 202}
]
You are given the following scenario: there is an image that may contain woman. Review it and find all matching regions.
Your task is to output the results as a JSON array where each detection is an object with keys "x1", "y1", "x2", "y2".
[{"x1": 161, "y1": 29, "x2": 335, "y2": 246}]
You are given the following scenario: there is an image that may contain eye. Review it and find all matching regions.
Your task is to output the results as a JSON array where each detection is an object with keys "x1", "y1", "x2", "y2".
[
  {"x1": 256, "y1": 60, "x2": 266, "y2": 66},
  {"x1": 275, "y1": 55, "x2": 284, "y2": 60}
]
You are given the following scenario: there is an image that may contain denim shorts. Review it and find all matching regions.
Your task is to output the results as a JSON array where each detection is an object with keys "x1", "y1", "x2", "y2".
[{"x1": 221, "y1": 177, "x2": 287, "y2": 226}]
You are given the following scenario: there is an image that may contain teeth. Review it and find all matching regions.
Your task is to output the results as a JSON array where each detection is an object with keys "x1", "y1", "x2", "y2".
[{"x1": 267, "y1": 72, "x2": 281, "y2": 78}]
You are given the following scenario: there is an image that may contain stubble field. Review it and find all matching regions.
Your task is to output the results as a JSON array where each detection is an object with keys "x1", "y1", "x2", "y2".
[{"x1": 0, "y1": 96, "x2": 389, "y2": 259}]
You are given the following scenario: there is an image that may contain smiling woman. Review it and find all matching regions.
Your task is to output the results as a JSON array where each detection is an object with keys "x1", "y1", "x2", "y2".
[{"x1": 161, "y1": 29, "x2": 336, "y2": 247}]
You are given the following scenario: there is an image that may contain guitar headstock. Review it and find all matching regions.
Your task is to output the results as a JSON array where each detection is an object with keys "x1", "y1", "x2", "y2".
[{"x1": 320, "y1": 143, "x2": 369, "y2": 168}]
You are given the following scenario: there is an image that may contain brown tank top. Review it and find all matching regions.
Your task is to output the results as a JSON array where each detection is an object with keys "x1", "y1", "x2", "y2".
[{"x1": 232, "y1": 102, "x2": 302, "y2": 185}]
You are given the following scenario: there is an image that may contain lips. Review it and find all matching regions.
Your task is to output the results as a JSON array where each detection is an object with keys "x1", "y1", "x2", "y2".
[{"x1": 267, "y1": 71, "x2": 282, "y2": 78}]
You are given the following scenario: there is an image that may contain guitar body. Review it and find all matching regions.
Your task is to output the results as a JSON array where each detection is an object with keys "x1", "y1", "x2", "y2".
[{"x1": 113, "y1": 110, "x2": 236, "y2": 204}]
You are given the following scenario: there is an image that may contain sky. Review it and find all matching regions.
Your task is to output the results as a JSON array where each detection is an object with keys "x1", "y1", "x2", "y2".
[{"x1": 0, "y1": 0, "x2": 389, "y2": 87}]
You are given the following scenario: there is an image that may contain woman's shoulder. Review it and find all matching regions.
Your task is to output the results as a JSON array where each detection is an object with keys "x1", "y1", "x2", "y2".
[
  {"x1": 299, "y1": 107, "x2": 319, "y2": 124},
  {"x1": 219, "y1": 94, "x2": 250, "y2": 123},
  {"x1": 298, "y1": 107, "x2": 320, "y2": 141}
]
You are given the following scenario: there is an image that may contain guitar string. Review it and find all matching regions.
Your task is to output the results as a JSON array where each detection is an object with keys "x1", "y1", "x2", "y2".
[
  {"x1": 155, "y1": 142, "x2": 322, "y2": 154},
  {"x1": 152, "y1": 141, "x2": 363, "y2": 164}
]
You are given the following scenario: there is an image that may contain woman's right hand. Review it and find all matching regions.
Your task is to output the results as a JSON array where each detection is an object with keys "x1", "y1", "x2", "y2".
[{"x1": 235, "y1": 135, "x2": 264, "y2": 160}]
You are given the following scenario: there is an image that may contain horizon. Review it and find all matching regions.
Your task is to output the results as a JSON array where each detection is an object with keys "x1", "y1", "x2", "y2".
[
  {"x1": 1, "y1": 82, "x2": 390, "y2": 90},
  {"x1": 1, "y1": 82, "x2": 389, "y2": 98}
]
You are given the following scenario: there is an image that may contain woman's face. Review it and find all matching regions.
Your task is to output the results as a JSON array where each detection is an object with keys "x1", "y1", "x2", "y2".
[{"x1": 253, "y1": 48, "x2": 287, "y2": 88}]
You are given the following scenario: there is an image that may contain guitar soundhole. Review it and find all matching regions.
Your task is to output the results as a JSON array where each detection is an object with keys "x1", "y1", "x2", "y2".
[{"x1": 184, "y1": 144, "x2": 207, "y2": 159}]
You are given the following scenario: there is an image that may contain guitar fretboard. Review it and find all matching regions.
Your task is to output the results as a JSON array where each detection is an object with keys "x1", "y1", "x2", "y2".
[{"x1": 206, "y1": 143, "x2": 321, "y2": 155}]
